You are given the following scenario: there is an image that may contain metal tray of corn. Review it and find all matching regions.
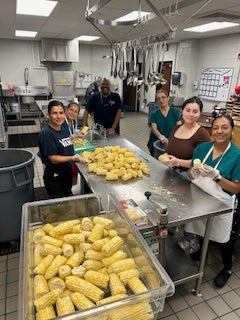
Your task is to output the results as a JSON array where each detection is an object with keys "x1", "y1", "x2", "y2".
[{"x1": 18, "y1": 193, "x2": 174, "y2": 320}]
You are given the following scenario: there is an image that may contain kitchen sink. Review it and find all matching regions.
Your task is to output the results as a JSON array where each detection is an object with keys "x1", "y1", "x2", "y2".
[{"x1": 14, "y1": 86, "x2": 49, "y2": 96}]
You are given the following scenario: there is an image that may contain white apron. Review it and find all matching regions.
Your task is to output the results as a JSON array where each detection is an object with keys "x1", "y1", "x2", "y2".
[{"x1": 185, "y1": 144, "x2": 235, "y2": 243}]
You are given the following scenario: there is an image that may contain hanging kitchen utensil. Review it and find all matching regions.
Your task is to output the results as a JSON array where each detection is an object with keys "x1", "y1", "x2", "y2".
[
  {"x1": 110, "y1": 45, "x2": 116, "y2": 77},
  {"x1": 159, "y1": 41, "x2": 168, "y2": 85},
  {"x1": 113, "y1": 44, "x2": 119, "y2": 79},
  {"x1": 24, "y1": 67, "x2": 29, "y2": 91}
]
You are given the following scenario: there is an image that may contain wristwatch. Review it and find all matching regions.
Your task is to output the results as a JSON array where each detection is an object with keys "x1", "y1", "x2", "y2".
[{"x1": 213, "y1": 175, "x2": 222, "y2": 183}]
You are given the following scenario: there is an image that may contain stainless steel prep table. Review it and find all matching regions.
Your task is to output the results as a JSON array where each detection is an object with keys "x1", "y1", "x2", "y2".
[{"x1": 75, "y1": 134, "x2": 232, "y2": 295}]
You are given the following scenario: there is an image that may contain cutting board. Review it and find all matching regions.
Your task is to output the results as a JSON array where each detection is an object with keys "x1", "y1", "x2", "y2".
[{"x1": 74, "y1": 141, "x2": 95, "y2": 153}]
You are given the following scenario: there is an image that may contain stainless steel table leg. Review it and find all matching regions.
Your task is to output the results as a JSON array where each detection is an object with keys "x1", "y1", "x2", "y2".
[
  {"x1": 193, "y1": 216, "x2": 213, "y2": 296},
  {"x1": 159, "y1": 236, "x2": 166, "y2": 267}
]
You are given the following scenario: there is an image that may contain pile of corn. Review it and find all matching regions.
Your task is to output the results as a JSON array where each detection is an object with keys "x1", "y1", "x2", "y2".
[
  {"x1": 73, "y1": 138, "x2": 88, "y2": 147},
  {"x1": 32, "y1": 216, "x2": 154, "y2": 320},
  {"x1": 81, "y1": 146, "x2": 149, "y2": 181}
]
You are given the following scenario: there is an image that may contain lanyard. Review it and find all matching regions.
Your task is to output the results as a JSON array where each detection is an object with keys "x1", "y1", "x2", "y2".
[
  {"x1": 202, "y1": 142, "x2": 231, "y2": 169},
  {"x1": 65, "y1": 118, "x2": 77, "y2": 136}
]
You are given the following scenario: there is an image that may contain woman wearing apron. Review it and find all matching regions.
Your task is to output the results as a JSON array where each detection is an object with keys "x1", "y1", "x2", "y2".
[
  {"x1": 62, "y1": 102, "x2": 83, "y2": 139},
  {"x1": 187, "y1": 115, "x2": 240, "y2": 288}
]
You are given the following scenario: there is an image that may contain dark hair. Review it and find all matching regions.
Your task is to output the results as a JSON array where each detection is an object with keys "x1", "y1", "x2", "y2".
[
  {"x1": 67, "y1": 102, "x2": 80, "y2": 111},
  {"x1": 182, "y1": 96, "x2": 203, "y2": 112},
  {"x1": 48, "y1": 100, "x2": 64, "y2": 114},
  {"x1": 212, "y1": 114, "x2": 234, "y2": 128}
]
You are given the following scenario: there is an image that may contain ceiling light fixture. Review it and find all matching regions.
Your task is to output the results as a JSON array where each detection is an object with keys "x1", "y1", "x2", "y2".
[
  {"x1": 16, "y1": 0, "x2": 57, "y2": 17},
  {"x1": 75, "y1": 35, "x2": 100, "y2": 42},
  {"x1": 184, "y1": 22, "x2": 239, "y2": 32},
  {"x1": 114, "y1": 10, "x2": 151, "y2": 22},
  {"x1": 15, "y1": 30, "x2": 37, "y2": 38}
]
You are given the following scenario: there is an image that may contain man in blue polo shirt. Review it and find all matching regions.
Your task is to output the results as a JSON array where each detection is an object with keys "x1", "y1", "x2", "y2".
[{"x1": 82, "y1": 78, "x2": 123, "y2": 134}]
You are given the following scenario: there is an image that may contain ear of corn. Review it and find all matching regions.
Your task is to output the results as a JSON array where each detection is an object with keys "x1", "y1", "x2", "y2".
[
  {"x1": 81, "y1": 126, "x2": 89, "y2": 134},
  {"x1": 58, "y1": 265, "x2": 72, "y2": 279},
  {"x1": 65, "y1": 276, "x2": 104, "y2": 302},
  {"x1": 102, "y1": 250, "x2": 127, "y2": 267},
  {"x1": 66, "y1": 251, "x2": 85, "y2": 268},
  {"x1": 88, "y1": 223, "x2": 105, "y2": 243},
  {"x1": 96, "y1": 293, "x2": 128, "y2": 305},
  {"x1": 34, "y1": 244, "x2": 44, "y2": 267},
  {"x1": 34, "y1": 289, "x2": 61, "y2": 311},
  {"x1": 79, "y1": 242, "x2": 93, "y2": 252},
  {"x1": 35, "y1": 306, "x2": 56, "y2": 320},
  {"x1": 71, "y1": 292, "x2": 95, "y2": 310},
  {"x1": 40, "y1": 243, "x2": 62, "y2": 256},
  {"x1": 48, "y1": 276, "x2": 65, "y2": 292},
  {"x1": 34, "y1": 254, "x2": 54, "y2": 275},
  {"x1": 82, "y1": 217, "x2": 93, "y2": 231},
  {"x1": 127, "y1": 277, "x2": 148, "y2": 294},
  {"x1": 93, "y1": 217, "x2": 113, "y2": 229},
  {"x1": 92, "y1": 238, "x2": 110, "y2": 251},
  {"x1": 40, "y1": 235, "x2": 63, "y2": 248},
  {"x1": 118, "y1": 269, "x2": 140, "y2": 286},
  {"x1": 56, "y1": 296, "x2": 75, "y2": 316},
  {"x1": 72, "y1": 224, "x2": 82, "y2": 233},
  {"x1": 42, "y1": 223, "x2": 54, "y2": 235},
  {"x1": 45, "y1": 255, "x2": 67, "y2": 280},
  {"x1": 53, "y1": 219, "x2": 80, "y2": 235},
  {"x1": 109, "y1": 273, "x2": 126, "y2": 296},
  {"x1": 60, "y1": 289, "x2": 72, "y2": 298},
  {"x1": 63, "y1": 233, "x2": 85, "y2": 245},
  {"x1": 84, "y1": 270, "x2": 109, "y2": 290},
  {"x1": 33, "y1": 229, "x2": 46, "y2": 244},
  {"x1": 85, "y1": 249, "x2": 104, "y2": 261},
  {"x1": 62, "y1": 243, "x2": 74, "y2": 258},
  {"x1": 34, "y1": 275, "x2": 49, "y2": 299},
  {"x1": 48, "y1": 230, "x2": 64, "y2": 241},
  {"x1": 108, "y1": 258, "x2": 136, "y2": 274},
  {"x1": 108, "y1": 229, "x2": 118, "y2": 238},
  {"x1": 98, "y1": 267, "x2": 108, "y2": 275},
  {"x1": 110, "y1": 302, "x2": 154, "y2": 320},
  {"x1": 82, "y1": 259, "x2": 103, "y2": 271},
  {"x1": 72, "y1": 266, "x2": 86, "y2": 278},
  {"x1": 101, "y1": 236, "x2": 124, "y2": 256}
]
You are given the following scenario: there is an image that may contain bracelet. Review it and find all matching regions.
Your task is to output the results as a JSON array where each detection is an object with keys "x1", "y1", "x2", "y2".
[{"x1": 213, "y1": 174, "x2": 222, "y2": 183}]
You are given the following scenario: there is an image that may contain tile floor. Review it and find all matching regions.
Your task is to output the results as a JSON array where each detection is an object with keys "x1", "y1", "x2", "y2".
[{"x1": 0, "y1": 111, "x2": 240, "y2": 320}]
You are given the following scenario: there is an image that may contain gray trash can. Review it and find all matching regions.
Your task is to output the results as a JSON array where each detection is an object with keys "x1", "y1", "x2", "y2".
[
  {"x1": 0, "y1": 149, "x2": 35, "y2": 242},
  {"x1": 153, "y1": 140, "x2": 166, "y2": 159}
]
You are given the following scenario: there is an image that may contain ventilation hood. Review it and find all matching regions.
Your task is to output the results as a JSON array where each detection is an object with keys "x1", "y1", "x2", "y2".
[{"x1": 40, "y1": 39, "x2": 79, "y2": 63}]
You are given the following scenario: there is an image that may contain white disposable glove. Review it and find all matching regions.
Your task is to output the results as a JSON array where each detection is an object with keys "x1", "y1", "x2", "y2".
[
  {"x1": 199, "y1": 165, "x2": 219, "y2": 179},
  {"x1": 190, "y1": 167, "x2": 200, "y2": 179},
  {"x1": 72, "y1": 154, "x2": 88, "y2": 164},
  {"x1": 159, "y1": 135, "x2": 168, "y2": 145}
]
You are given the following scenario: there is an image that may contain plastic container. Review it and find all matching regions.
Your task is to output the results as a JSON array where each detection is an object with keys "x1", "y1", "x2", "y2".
[
  {"x1": 10, "y1": 102, "x2": 20, "y2": 112},
  {"x1": 153, "y1": 140, "x2": 166, "y2": 159},
  {"x1": 18, "y1": 193, "x2": 174, "y2": 320},
  {"x1": 0, "y1": 149, "x2": 35, "y2": 242}
]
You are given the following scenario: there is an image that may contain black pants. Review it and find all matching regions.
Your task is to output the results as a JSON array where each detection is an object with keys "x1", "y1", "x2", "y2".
[{"x1": 43, "y1": 166, "x2": 73, "y2": 199}]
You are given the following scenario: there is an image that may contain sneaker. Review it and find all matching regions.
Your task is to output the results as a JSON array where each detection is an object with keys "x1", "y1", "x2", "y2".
[{"x1": 214, "y1": 269, "x2": 232, "y2": 288}]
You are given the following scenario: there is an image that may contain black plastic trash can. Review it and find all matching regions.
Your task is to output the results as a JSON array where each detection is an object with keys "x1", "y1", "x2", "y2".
[{"x1": 153, "y1": 140, "x2": 166, "y2": 159}]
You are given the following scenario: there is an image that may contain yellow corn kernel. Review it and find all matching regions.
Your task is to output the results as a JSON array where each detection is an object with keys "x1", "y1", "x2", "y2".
[
  {"x1": 63, "y1": 233, "x2": 85, "y2": 245},
  {"x1": 58, "y1": 265, "x2": 72, "y2": 279},
  {"x1": 92, "y1": 238, "x2": 110, "y2": 251},
  {"x1": 82, "y1": 217, "x2": 93, "y2": 231},
  {"x1": 34, "y1": 243, "x2": 44, "y2": 267},
  {"x1": 48, "y1": 276, "x2": 65, "y2": 292},
  {"x1": 98, "y1": 267, "x2": 108, "y2": 275},
  {"x1": 81, "y1": 125, "x2": 89, "y2": 134},
  {"x1": 66, "y1": 251, "x2": 84, "y2": 268},
  {"x1": 88, "y1": 223, "x2": 105, "y2": 243},
  {"x1": 102, "y1": 250, "x2": 127, "y2": 267},
  {"x1": 71, "y1": 292, "x2": 95, "y2": 310},
  {"x1": 40, "y1": 235, "x2": 63, "y2": 248},
  {"x1": 34, "y1": 275, "x2": 49, "y2": 299},
  {"x1": 40, "y1": 244, "x2": 62, "y2": 256},
  {"x1": 72, "y1": 266, "x2": 86, "y2": 278},
  {"x1": 36, "y1": 306, "x2": 56, "y2": 320},
  {"x1": 48, "y1": 230, "x2": 65, "y2": 241},
  {"x1": 108, "y1": 258, "x2": 136, "y2": 274},
  {"x1": 84, "y1": 270, "x2": 109, "y2": 290},
  {"x1": 85, "y1": 249, "x2": 104, "y2": 261},
  {"x1": 93, "y1": 217, "x2": 113, "y2": 229},
  {"x1": 56, "y1": 296, "x2": 75, "y2": 316},
  {"x1": 82, "y1": 259, "x2": 102, "y2": 271},
  {"x1": 60, "y1": 289, "x2": 72, "y2": 298},
  {"x1": 42, "y1": 223, "x2": 54, "y2": 235},
  {"x1": 72, "y1": 224, "x2": 82, "y2": 233},
  {"x1": 45, "y1": 255, "x2": 67, "y2": 280},
  {"x1": 96, "y1": 293, "x2": 128, "y2": 305},
  {"x1": 62, "y1": 243, "x2": 74, "y2": 258},
  {"x1": 103, "y1": 229, "x2": 109, "y2": 237},
  {"x1": 118, "y1": 269, "x2": 140, "y2": 286},
  {"x1": 101, "y1": 236, "x2": 124, "y2": 256},
  {"x1": 34, "y1": 289, "x2": 61, "y2": 311},
  {"x1": 65, "y1": 276, "x2": 104, "y2": 302},
  {"x1": 34, "y1": 254, "x2": 54, "y2": 275},
  {"x1": 109, "y1": 273, "x2": 126, "y2": 296},
  {"x1": 33, "y1": 229, "x2": 46, "y2": 244},
  {"x1": 53, "y1": 219, "x2": 81, "y2": 235},
  {"x1": 108, "y1": 229, "x2": 118, "y2": 238},
  {"x1": 82, "y1": 230, "x2": 91, "y2": 239},
  {"x1": 110, "y1": 302, "x2": 153, "y2": 320},
  {"x1": 128, "y1": 277, "x2": 148, "y2": 294},
  {"x1": 79, "y1": 242, "x2": 93, "y2": 252}
]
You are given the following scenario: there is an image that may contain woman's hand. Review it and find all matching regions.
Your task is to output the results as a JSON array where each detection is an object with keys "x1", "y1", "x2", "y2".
[
  {"x1": 159, "y1": 135, "x2": 168, "y2": 145},
  {"x1": 190, "y1": 167, "x2": 201, "y2": 179},
  {"x1": 199, "y1": 165, "x2": 219, "y2": 179},
  {"x1": 159, "y1": 154, "x2": 180, "y2": 167},
  {"x1": 72, "y1": 154, "x2": 89, "y2": 165},
  {"x1": 107, "y1": 128, "x2": 115, "y2": 135}
]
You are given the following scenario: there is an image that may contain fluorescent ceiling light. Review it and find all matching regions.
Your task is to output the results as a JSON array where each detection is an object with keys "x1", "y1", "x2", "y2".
[
  {"x1": 114, "y1": 10, "x2": 151, "y2": 22},
  {"x1": 75, "y1": 35, "x2": 100, "y2": 42},
  {"x1": 15, "y1": 30, "x2": 37, "y2": 38},
  {"x1": 184, "y1": 22, "x2": 239, "y2": 33},
  {"x1": 17, "y1": 0, "x2": 57, "y2": 17}
]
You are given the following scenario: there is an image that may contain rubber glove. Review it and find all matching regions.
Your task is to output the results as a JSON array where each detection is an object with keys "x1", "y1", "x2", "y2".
[
  {"x1": 72, "y1": 154, "x2": 88, "y2": 164},
  {"x1": 190, "y1": 167, "x2": 201, "y2": 179},
  {"x1": 199, "y1": 165, "x2": 219, "y2": 179}
]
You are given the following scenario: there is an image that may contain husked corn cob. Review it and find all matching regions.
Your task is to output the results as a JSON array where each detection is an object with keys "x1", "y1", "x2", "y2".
[
  {"x1": 85, "y1": 249, "x2": 104, "y2": 261},
  {"x1": 118, "y1": 269, "x2": 140, "y2": 285},
  {"x1": 81, "y1": 125, "x2": 89, "y2": 134},
  {"x1": 79, "y1": 242, "x2": 93, "y2": 252},
  {"x1": 62, "y1": 243, "x2": 74, "y2": 258},
  {"x1": 121, "y1": 173, "x2": 132, "y2": 181},
  {"x1": 42, "y1": 223, "x2": 54, "y2": 235},
  {"x1": 108, "y1": 258, "x2": 136, "y2": 274},
  {"x1": 45, "y1": 255, "x2": 67, "y2": 280},
  {"x1": 82, "y1": 217, "x2": 93, "y2": 231},
  {"x1": 60, "y1": 289, "x2": 72, "y2": 297},
  {"x1": 48, "y1": 276, "x2": 65, "y2": 292},
  {"x1": 40, "y1": 243, "x2": 62, "y2": 256},
  {"x1": 58, "y1": 265, "x2": 72, "y2": 279},
  {"x1": 56, "y1": 296, "x2": 75, "y2": 316},
  {"x1": 109, "y1": 273, "x2": 126, "y2": 295},
  {"x1": 98, "y1": 267, "x2": 108, "y2": 275},
  {"x1": 36, "y1": 306, "x2": 56, "y2": 320},
  {"x1": 101, "y1": 236, "x2": 124, "y2": 256},
  {"x1": 71, "y1": 292, "x2": 95, "y2": 310},
  {"x1": 102, "y1": 250, "x2": 127, "y2": 267},
  {"x1": 128, "y1": 277, "x2": 148, "y2": 294},
  {"x1": 66, "y1": 251, "x2": 84, "y2": 268},
  {"x1": 34, "y1": 243, "x2": 44, "y2": 267},
  {"x1": 110, "y1": 302, "x2": 153, "y2": 320},
  {"x1": 82, "y1": 230, "x2": 91, "y2": 239},
  {"x1": 34, "y1": 289, "x2": 61, "y2": 311},
  {"x1": 92, "y1": 238, "x2": 110, "y2": 250},
  {"x1": 53, "y1": 219, "x2": 81, "y2": 235},
  {"x1": 72, "y1": 266, "x2": 86, "y2": 277},
  {"x1": 96, "y1": 293, "x2": 128, "y2": 305},
  {"x1": 40, "y1": 235, "x2": 63, "y2": 248},
  {"x1": 65, "y1": 276, "x2": 105, "y2": 302},
  {"x1": 108, "y1": 229, "x2": 118, "y2": 238},
  {"x1": 48, "y1": 230, "x2": 64, "y2": 241},
  {"x1": 88, "y1": 223, "x2": 105, "y2": 243},
  {"x1": 34, "y1": 275, "x2": 49, "y2": 299},
  {"x1": 103, "y1": 229, "x2": 109, "y2": 237},
  {"x1": 82, "y1": 259, "x2": 103, "y2": 271},
  {"x1": 93, "y1": 216, "x2": 113, "y2": 229},
  {"x1": 63, "y1": 233, "x2": 85, "y2": 245},
  {"x1": 84, "y1": 270, "x2": 109, "y2": 290},
  {"x1": 71, "y1": 224, "x2": 82, "y2": 233},
  {"x1": 33, "y1": 229, "x2": 46, "y2": 244},
  {"x1": 34, "y1": 254, "x2": 54, "y2": 275}
]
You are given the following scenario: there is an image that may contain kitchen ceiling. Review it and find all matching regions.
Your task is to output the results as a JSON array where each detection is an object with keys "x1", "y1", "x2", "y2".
[{"x1": 1, "y1": 0, "x2": 240, "y2": 45}]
